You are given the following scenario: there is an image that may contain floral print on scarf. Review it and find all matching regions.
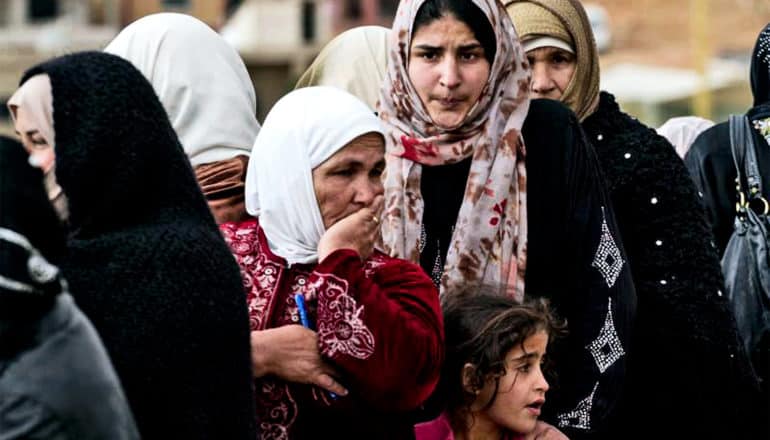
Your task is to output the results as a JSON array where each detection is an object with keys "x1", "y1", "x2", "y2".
[{"x1": 378, "y1": 0, "x2": 531, "y2": 298}]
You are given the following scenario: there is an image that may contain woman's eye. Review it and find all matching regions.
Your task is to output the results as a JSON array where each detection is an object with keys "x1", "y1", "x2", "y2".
[
  {"x1": 333, "y1": 169, "x2": 354, "y2": 177},
  {"x1": 370, "y1": 167, "x2": 384, "y2": 178},
  {"x1": 552, "y1": 54, "x2": 573, "y2": 65},
  {"x1": 517, "y1": 363, "x2": 531, "y2": 373},
  {"x1": 416, "y1": 51, "x2": 438, "y2": 61}
]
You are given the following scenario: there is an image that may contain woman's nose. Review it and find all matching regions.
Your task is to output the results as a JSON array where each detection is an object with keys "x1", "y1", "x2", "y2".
[
  {"x1": 354, "y1": 179, "x2": 383, "y2": 206},
  {"x1": 439, "y1": 58, "x2": 461, "y2": 89},
  {"x1": 530, "y1": 62, "x2": 555, "y2": 96}
]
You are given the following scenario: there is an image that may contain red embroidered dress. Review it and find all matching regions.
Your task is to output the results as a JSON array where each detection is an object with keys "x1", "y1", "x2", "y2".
[{"x1": 221, "y1": 219, "x2": 444, "y2": 439}]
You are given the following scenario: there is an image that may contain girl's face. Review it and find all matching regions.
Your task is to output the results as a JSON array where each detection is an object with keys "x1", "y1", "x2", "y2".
[
  {"x1": 470, "y1": 330, "x2": 550, "y2": 436},
  {"x1": 408, "y1": 14, "x2": 491, "y2": 129},
  {"x1": 526, "y1": 46, "x2": 576, "y2": 100}
]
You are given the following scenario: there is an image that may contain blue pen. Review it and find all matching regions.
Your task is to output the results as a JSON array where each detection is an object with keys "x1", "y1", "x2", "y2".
[
  {"x1": 294, "y1": 293, "x2": 338, "y2": 399},
  {"x1": 294, "y1": 293, "x2": 312, "y2": 329}
]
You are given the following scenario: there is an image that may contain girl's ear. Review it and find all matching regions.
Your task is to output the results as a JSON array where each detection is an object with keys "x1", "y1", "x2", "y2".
[{"x1": 461, "y1": 362, "x2": 480, "y2": 395}]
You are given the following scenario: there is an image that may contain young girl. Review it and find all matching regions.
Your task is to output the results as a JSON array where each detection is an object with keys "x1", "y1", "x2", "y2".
[{"x1": 415, "y1": 289, "x2": 566, "y2": 440}]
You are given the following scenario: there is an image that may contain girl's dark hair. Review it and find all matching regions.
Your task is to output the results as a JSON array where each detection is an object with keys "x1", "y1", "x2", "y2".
[
  {"x1": 413, "y1": 0, "x2": 497, "y2": 65},
  {"x1": 438, "y1": 286, "x2": 566, "y2": 432}
]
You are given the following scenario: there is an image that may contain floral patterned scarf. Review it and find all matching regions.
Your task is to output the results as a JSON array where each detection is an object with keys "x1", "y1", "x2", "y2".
[{"x1": 378, "y1": 0, "x2": 531, "y2": 298}]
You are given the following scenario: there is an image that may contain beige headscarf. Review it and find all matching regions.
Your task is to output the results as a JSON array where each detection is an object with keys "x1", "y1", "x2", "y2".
[
  {"x1": 295, "y1": 26, "x2": 390, "y2": 111},
  {"x1": 379, "y1": 0, "x2": 531, "y2": 299},
  {"x1": 7, "y1": 74, "x2": 68, "y2": 221},
  {"x1": 505, "y1": 0, "x2": 600, "y2": 121},
  {"x1": 657, "y1": 116, "x2": 715, "y2": 159},
  {"x1": 8, "y1": 75, "x2": 54, "y2": 151}
]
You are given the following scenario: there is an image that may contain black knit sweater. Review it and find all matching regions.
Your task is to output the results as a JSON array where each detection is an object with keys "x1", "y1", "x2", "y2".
[
  {"x1": 20, "y1": 52, "x2": 257, "y2": 439},
  {"x1": 582, "y1": 92, "x2": 759, "y2": 439}
]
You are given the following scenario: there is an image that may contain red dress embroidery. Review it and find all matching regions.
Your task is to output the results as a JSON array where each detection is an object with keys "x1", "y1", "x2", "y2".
[{"x1": 220, "y1": 219, "x2": 444, "y2": 438}]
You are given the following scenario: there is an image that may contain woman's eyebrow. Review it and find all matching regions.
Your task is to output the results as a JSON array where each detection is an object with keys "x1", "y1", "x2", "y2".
[
  {"x1": 413, "y1": 44, "x2": 442, "y2": 51},
  {"x1": 458, "y1": 43, "x2": 484, "y2": 51}
]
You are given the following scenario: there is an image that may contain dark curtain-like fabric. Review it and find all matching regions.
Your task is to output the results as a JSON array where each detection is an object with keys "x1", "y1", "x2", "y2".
[
  {"x1": 524, "y1": 99, "x2": 635, "y2": 440},
  {"x1": 420, "y1": 99, "x2": 637, "y2": 439},
  {"x1": 586, "y1": 91, "x2": 759, "y2": 439},
  {"x1": 20, "y1": 52, "x2": 257, "y2": 439},
  {"x1": 419, "y1": 157, "x2": 472, "y2": 285},
  {"x1": 751, "y1": 24, "x2": 770, "y2": 107}
]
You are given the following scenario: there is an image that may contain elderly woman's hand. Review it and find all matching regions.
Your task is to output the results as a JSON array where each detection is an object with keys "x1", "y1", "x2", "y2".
[
  {"x1": 318, "y1": 195, "x2": 384, "y2": 262},
  {"x1": 250, "y1": 326, "x2": 348, "y2": 396}
]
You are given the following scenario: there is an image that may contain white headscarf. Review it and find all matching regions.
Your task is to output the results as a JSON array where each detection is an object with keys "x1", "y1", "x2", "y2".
[
  {"x1": 657, "y1": 116, "x2": 715, "y2": 159},
  {"x1": 105, "y1": 13, "x2": 260, "y2": 166},
  {"x1": 245, "y1": 86, "x2": 384, "y2": 266}
]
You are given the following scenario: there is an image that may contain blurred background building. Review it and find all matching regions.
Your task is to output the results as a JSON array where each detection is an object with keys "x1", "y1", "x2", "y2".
[{"x1": 1, "y1": 0, "x2": 769, "y2": 133}]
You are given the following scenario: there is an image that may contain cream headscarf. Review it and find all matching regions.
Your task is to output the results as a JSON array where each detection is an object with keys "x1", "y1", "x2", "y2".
[
  {"x1": 7, "y1": 75, "x2": 68, "y2": 221},
  {"x1": 245, "y1": 87, "x2": 385, "y2": 266},
  {"x1": 379, "y1": 0, "x2": 530, "y2": 299},
  {"x1": 657, "y1": 116, "x2": 715, "y2": 159},
  {"x1": 8, "y1": 75, "x2": 54, "y2": 151},
  {"x1": 505, "y1": 0, "x2": 600, "y2": 121},
  {"x1": 105, "y1": 13, "x2": 260, "y2": 166},
  {"x1": 295, "y1": 26, "x2": 390, "y2": 111}
]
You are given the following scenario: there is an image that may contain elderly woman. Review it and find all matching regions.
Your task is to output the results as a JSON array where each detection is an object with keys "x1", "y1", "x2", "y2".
[
  {"x1": 7, "y1": 52, "x2": 256, "y2": 439},
  {"x1": 506, "y1": 1, "x2": 760, "y2": 438},
  {"x1": 379, "y1": 0, "x2": 636, "y2": 438},
  {"x1": 105, "y1": 13, "x2": 260, "y2": 223},
  {"x1": 219, "y1": 86, "x2": 444, "y2": 439}
]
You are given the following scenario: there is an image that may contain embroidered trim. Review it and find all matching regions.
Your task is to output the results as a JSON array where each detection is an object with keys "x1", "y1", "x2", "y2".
[
  {"x1": 256, "y1": 380, "x2": 298, "y2": 440},
  {"x1": 586, "y1": 298, "x2": 626, "y2": 373},
  {"x1": 557, "y1": 382, "x2": 598, "y2": 430},
  {"x1": 313, "y1": 273, "x2": 375, "y2": 360},
  {"x1": 753, "y1": 116, "x2": 770, "y2": 146},
  {"x1": 220, "y1": 222, "x2": 282, "y2": 330},
  {"x1": 591, "y1": 207, "x2": 625, "y2": 288}
]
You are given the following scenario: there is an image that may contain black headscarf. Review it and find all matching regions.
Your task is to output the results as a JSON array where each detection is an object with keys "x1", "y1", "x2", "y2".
[
  {"x1": 21, "y1": 53, "x2": 206, "y2": 236},
  {"x1": 0, "y1": 136, "x2": 65, "y2": 318},
  {"x1": 18, "y1": 52, "x2": 257, "y2": 439},
  {"x1": 751, "y1": 23, "x2": 770, "y2": 107}
]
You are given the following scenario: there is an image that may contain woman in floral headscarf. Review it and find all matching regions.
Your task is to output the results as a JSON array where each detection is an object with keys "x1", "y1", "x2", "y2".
[
  {"x1": 507, "y1": 1, "x2": 760, "y2": 438},
  {"x1": 379, "y1": 0, "x2": 636, "y2": 437}
]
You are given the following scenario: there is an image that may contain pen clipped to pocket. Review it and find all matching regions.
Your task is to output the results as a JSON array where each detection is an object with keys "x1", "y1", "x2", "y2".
[{"x1": 294, "y1": 293, "x2": 339, "y2": 400}]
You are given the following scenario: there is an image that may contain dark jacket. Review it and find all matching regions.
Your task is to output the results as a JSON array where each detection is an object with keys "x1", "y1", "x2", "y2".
[
  {"x1": 0, "y1": 137, "x2": 138, "y2": 440},
  {"x1": 0, "y1": 295, "x2": 139, "y2": 440},
  {"x1": 420, "y1": 99, "x2": 637, "y2": 439},
  {"x1": 19, "y1": 52, "x2": 257, "y2": 439},
  {"x1": 583, "y1": 91, "x2": 758, "y2": 439},
  {"x1": 524, "y1": 99, "x2": 635, "y2": 440}
]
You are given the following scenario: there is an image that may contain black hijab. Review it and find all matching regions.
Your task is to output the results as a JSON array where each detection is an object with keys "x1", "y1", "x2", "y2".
[
  {"x1": 0, "y1": 137, "x2": 66, "y2": 357},
  {"x1": 0, "y1": 136, "x2": 65, "y2": 317},
  {"x1": 19, "y1": 52, "x2": 257, "y2": 439},
  {"x1": 21, "y1": 53, "x2": 207, "y2": 236},
  {"x1": 751, "y1": 23, "x2": 770, "y2": 107}
]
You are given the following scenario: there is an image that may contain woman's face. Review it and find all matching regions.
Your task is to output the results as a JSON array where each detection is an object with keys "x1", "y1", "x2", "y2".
[
  {"x1": 527, "y1": 46, "x2": 576, "y2": 100},
  {"x1": 312, "y1": 133, "x2": 386, "y2": 229},
  {"x1": 469, "y1": 330, "x2": 550, "y2": 436},
  {"x1": 12, "y1": 105, "x2": 55, "y2": 172},
  {"x1": 408, "y1": 14, "x2": 491, "y2": 129}
]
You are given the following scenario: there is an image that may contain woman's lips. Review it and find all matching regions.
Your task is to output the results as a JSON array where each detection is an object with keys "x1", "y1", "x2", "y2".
[{"x1": 434, "y1": 97, "x2": 464, "y2": 107}]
